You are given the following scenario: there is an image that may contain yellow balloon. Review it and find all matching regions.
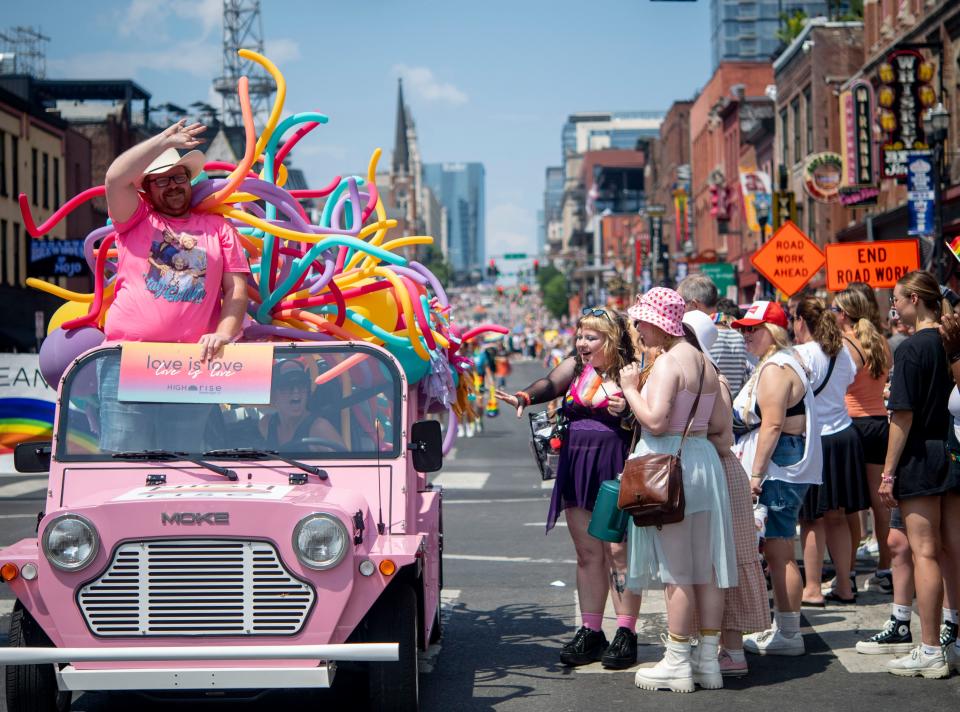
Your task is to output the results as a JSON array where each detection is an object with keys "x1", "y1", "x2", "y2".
[{"x1": 47, "y1": 301, "x2": 90, "y2": 334}]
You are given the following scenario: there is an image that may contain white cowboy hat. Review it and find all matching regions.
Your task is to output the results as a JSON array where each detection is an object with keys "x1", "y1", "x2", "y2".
[
  {"x1": 136, "y1": 147, "x2": 205, "y2": 188},
  {"x1": 681, "y1": 310, "x2": 718, "y2": 369}
]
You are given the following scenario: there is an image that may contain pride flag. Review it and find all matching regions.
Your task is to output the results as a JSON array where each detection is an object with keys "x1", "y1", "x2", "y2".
[{"x1": 948, "y1": 236, "x2": 960, "y2": 263}]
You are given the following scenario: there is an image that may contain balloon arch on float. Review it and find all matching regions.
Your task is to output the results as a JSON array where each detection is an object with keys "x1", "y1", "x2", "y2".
[{"x1": 23, "y1": 51, "x2": 506, "y2": 455}]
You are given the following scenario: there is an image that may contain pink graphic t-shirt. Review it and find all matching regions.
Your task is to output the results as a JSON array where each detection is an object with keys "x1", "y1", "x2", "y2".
[{"x1": 104, "y1": 199, "x2": 250, "y2": 343}]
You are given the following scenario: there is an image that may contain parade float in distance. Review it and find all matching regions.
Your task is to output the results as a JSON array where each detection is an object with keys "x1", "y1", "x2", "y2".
[{"x1": 0, "y1": 51, "x2": 505, "y2": 712}]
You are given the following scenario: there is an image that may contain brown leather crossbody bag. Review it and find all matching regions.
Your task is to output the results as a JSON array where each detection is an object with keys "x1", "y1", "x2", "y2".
[{"x1": 617, "y1": 356, "x2": 705, "y2": 528}]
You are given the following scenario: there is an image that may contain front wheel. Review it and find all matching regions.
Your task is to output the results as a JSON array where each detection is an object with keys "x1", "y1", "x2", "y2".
[
  {"x1": 5, "y1": 601, "x2": 71, "y2": 712},
  {"x1": 367, "y1": 584, "x2": 419, "y2": 712}
]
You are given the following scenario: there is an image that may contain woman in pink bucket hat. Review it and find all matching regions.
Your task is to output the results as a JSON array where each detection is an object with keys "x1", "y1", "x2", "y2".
[{"x1": 620, "y1": 288, "x2": 738, "y2": 693}]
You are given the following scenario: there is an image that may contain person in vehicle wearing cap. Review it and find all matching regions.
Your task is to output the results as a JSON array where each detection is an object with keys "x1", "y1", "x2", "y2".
[
  {"x1": 103, "y1": 120, "x2": 249, "y2": 362},
  {"x1": 729, "y1": 300, "x2": 822, "y2": 657},
  {"x1": 258, "y1": 361, "x2": 345, "y2": 452}
]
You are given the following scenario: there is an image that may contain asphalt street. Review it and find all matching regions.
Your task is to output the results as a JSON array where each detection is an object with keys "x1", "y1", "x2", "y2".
[{"x1": 1, "y1": 360, "x2": 959, "y2": 710}]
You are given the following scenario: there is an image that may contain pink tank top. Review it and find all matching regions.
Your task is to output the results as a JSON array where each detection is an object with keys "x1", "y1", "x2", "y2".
[{"x1": 668, "y1": 387, "x2": 716, "y2": 433}]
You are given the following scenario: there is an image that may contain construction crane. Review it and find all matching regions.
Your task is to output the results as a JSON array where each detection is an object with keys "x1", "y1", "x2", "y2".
[
  {"x1": 0, "y1": 26, "x2": 50, "y2": 78},
  {"x1": 212, "y1": 0, "x2": 274, "y2": 129}
]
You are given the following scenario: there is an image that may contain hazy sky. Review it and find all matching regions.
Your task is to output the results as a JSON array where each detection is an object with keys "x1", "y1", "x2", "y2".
[{"x1": 7, "y1": 0, "x2": 712, "y2": 256}]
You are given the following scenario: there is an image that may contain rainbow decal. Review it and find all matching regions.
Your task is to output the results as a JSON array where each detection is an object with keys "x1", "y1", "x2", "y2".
[{"x1": 0, "y1": 397, "x2": 55, "y2": 453}]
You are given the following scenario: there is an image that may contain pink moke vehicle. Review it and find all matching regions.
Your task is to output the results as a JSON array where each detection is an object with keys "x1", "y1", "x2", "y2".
[{"x1": 0, "y1": 341, "x2": 444, "y2": 712}]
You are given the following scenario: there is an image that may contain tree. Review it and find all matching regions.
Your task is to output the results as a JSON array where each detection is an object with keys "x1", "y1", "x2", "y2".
[
  {"x1": 536, "y1": 264, "x2": 562, "y2": 291},
  {"x1": 421, "y1": 247, "x2": 452, "y2": 289},
  {"x1": 543, "y1": 274, "x2": 569, "y2": 319},
  {"x1": 777, "y1": 9, "x2": 808, "y2": 45}
]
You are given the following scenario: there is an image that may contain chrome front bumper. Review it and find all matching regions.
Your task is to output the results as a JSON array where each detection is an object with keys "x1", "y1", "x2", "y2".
[{"x1": 0, "y1": 643, "x2": 398, "y2": 691}]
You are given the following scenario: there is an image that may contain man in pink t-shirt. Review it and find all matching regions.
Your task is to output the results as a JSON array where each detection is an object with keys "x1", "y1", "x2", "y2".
[
  {"x1": 95, "y1": 121, "x2": 251, "y2": 453},
  {"x1": 104, "y1": 119, "x2": 249, "y2": 360}
]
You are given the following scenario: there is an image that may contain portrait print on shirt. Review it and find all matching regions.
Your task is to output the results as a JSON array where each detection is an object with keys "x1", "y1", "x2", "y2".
[{"x1": 145, "y1": 227, "x2": 209, "y2": 304}]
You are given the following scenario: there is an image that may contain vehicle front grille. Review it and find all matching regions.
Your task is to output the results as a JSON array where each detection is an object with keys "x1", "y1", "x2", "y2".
[{"x1": 78, "y1": 540, "x2": 315, "y2": 637}]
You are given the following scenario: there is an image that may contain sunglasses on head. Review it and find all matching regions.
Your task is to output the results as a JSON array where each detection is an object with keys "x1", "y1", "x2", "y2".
[{"x1": 581, "y1": 307, "x2": 613, "y2": 323}]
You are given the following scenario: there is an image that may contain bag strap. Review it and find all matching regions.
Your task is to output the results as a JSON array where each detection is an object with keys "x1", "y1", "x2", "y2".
[
  {"x1": 813, "y1": 355, "x2": 837, "y2": 397},
  {"x1": 676, "y1": 355, "x2": 706, "y2": 455}
]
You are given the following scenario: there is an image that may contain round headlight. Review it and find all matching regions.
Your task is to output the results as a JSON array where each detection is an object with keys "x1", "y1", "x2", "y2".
[
  {"x1": 293, "y1": 513, "x2": 348, "y2": 570},
  {"x1": 42, "y1": 514, "x2": 99, "y2": 571}
]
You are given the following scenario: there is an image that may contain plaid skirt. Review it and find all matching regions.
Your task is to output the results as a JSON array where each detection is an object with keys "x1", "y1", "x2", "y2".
[{"x1": 718, "y1": 451, "x2": 769, "y2": 633}]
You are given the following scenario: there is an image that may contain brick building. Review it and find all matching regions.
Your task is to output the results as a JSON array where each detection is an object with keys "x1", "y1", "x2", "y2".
[{"x1": 774, "y1": 20, "x2": 866, "y2": 277}]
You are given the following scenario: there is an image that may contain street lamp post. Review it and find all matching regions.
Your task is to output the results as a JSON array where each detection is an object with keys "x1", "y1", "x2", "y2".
[
  {"x1": 755, "y1": 193, "x2": 772, "y2": 299},
  {"x1": 924, "y1": 103, "x2": 950, "y2": 283}
]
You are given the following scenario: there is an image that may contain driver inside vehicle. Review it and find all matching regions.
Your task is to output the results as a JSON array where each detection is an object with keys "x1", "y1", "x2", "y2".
[{"x1": 259, "y1": 360, "x2": 346, "y2": 452}]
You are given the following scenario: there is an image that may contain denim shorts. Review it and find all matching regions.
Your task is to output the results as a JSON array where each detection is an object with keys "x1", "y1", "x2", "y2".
[{"x1": 758, "y1": 434, "x2": 809, "y2": 539}]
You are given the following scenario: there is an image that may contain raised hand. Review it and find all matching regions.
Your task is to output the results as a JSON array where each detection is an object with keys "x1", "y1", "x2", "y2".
[{"x1": 162, "y1": 119, "x2": 207, "y2": 150}]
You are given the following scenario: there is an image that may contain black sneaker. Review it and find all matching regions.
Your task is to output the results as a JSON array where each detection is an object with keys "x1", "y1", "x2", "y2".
[
  {"x1": 601, "y1": 626, "x2": 638, "y2": 669},
  {"x1": 941, "y1": 621, "x2": 958, "y2": 647},
  {"x1": 855, "y1": 615, "x2": 913, "y2": 655},
  {"x1": 865, "y1": 571, "x2": 894, "y2": 594},
  {"x1": 560, "y1": 626, "x2": 608, "y2": 666}
]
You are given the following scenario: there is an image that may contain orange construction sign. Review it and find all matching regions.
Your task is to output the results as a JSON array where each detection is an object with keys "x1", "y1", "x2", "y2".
[
  {"x1": 751, "y1": 221, "x2": 825, "y2": 297},
  {"x1": 824, "y1": 239, "x2": 920, "y2": 291}
]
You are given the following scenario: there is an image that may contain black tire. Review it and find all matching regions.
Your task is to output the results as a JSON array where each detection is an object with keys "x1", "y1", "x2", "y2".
[
  {"x1": 5, "y1": 601, "x2": 71, "y2": 712},
  {"x1": 367, "y1": 584, "x2": 419, "y2": 712}
]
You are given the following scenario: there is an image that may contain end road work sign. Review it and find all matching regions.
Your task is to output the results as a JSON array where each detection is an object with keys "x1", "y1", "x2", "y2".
[
  {"x1": 751, "y1": 221, "x2": 825, "y2": 296},
  {"x1": 824, "y1": 240, "x2": 920, "y2": 291}
]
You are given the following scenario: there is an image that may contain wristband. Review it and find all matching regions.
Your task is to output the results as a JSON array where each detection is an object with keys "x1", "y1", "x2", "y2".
[
  {"x1": 880, "y1": 472, "x2": 895, "y2": 484},
  {"x1": 515, "y1": 391, "x2": 532, "y2": 406}
]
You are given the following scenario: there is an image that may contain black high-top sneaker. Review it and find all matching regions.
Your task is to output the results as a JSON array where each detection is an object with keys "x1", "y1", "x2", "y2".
[{"x1": 855, "y1": 615, "x2": 913, "y2": 655}]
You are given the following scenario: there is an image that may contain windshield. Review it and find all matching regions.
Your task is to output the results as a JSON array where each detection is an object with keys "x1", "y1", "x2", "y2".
[{"x1": 56, "y1": 345, "x2": 403, "y2": 461}]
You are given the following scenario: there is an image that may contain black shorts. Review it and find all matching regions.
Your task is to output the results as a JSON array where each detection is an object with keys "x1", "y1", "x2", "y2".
[{"x1": 852, "y1": 416, "x2": 889, "y2": 466}]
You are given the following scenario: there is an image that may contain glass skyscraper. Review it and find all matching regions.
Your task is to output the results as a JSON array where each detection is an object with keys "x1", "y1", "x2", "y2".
[
  {"x1": 422, "y1": 162, "x2": 486, "y2": 276},
  {"x1": 709, "y1": 0, "x2": 829, "y2": 69}
]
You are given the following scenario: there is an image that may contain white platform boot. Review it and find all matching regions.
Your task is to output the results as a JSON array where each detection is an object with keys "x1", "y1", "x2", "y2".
[
  {"x1": 635, "y1": 636, "x2": 695, "y2": 693},
  {"x1": 691, "y1": 633, "x2": 723, "y2": 689}
]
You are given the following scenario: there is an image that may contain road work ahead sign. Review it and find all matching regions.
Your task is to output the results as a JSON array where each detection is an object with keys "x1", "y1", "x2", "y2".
[
  {"x1": 824, "y1": 239, "x2": 920, "y2": 291},
  {"x1": 751, "y1": 221, "x2": 825, "y2": 296}
]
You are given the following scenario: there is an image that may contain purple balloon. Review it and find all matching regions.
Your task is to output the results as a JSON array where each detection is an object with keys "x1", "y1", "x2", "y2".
[{"x1": 39, "y1": 327, "x2": 106, "y2": 388}]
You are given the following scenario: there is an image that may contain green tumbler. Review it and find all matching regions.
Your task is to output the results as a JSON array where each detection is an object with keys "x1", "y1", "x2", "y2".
[{"x1": 588, "y1": 479, "x2": 630, "y2": 542}]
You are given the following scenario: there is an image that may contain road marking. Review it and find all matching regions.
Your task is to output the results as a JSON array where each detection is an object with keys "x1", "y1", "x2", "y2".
[
  {"x1": 802, "y1": 595, "x2": 911, "y2": 673},
  {"x1": 523, "y1": 522, "x2": 567, "y2": 527},
  {"x1": 541, "y1": 479, "x2": 554, "y2": 489},
  {"x1": 0, "y1": 513, "x2": 38, "y2": 519},
  {"x1": 444, "y1": 497, "x2": 545, "y2": 504},
  {"x1": 420, "y1": 588, "x2": 461, "y2": 673},
  {"x1": 445, "y1": 553, "x2": 577, "y2": 565},
  {"x1": 0, "y1": 479, "x2": 47, "y2": 498},
  {"x1": 430, "y1": 471, "x2": 490, "y2": 490}
]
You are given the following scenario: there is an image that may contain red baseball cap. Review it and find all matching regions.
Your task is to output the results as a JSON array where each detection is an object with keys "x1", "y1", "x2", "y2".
[{"x1": 731, "y1": 300, "x2": 789, "y2": 329}]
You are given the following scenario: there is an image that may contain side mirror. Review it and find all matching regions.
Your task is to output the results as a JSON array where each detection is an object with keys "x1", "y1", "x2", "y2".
[
  {"x1": 15, "y1": 441, "x2": 52, "y2": 473},
  {"x1": 408, "y1": 421, "x2": 443, "y2": 473}
]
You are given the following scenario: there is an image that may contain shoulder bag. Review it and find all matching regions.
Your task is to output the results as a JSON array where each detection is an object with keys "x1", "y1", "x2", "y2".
[{"x1": 617, "y1": 356, "x2": 705, "y2": 528}]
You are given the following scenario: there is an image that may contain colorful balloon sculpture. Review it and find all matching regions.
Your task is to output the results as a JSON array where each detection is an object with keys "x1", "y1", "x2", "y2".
[{"x1": 21, "y1": 51, "x2": 507, "y2": 450}]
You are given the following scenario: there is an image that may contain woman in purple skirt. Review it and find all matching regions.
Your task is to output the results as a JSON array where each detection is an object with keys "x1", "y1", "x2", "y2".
[{"x1": 497, "y1": 307, "x2": 640, "y2": 669}]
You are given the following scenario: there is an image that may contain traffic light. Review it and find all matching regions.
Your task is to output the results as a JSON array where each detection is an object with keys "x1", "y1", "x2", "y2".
[
  {"x1": 709, "y1": 185, "x2": 720, "y2": 217},
  {"x1": 520, "y1": 284, "x2": 529, "y2": 294},
  {"x1": 532, "y1": 259, "x2": 539, "y2": 275},
  {"x1": 487, "y1": 259, "x2": 497, "y2": 279}
]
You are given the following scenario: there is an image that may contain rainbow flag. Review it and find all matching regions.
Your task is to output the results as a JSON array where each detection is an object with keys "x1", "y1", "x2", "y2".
[{"x1": 948, "y1": 236, "x2": 960, "y2": 263}]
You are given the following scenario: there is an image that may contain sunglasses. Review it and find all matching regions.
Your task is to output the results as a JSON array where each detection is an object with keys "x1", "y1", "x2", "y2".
[
  {"x1": 581, "y1": 307, "x2": 614, "y2": 323},
  {"x1": 829, "y1": 305, "x2": 844, "y2": 315},
  {"x1": 147, "y1": 173, "x2": 190, "y2": 189},
  {"x1": 739, "y1": 324, "x2": 761, "y2": 334}
]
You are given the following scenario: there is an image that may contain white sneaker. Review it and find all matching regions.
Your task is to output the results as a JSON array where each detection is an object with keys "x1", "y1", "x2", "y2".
[
  {"x1": 743, "y1": 628, "x2": 805, "y2": 656},
  {"x1": 635, "y1": 637, "x2": 696, "y2": 693},
  {"x1": 885, "y1": 646, "x2": 950, "y2": 678}
]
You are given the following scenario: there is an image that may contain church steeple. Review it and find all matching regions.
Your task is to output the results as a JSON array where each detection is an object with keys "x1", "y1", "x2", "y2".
[{"x1": 393, "y1": 78, "x2": 411, "y2": 176}]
